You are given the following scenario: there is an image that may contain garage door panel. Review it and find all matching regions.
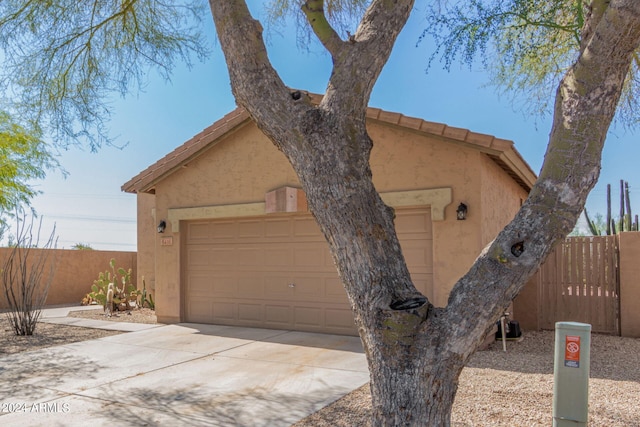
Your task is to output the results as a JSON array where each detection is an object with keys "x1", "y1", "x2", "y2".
[
  {"x1": 265, "y1": 219, "x2": 291, "y2": 238},
  {"x1": 238, "y1": 303, "x2": 262, "y2": 322},
  {"x1": 185, "y1": 208, "x2": 432, "y2": 336},
  {"x1": 188, "y1": 275, "x2": 213, "y2": 294},
  {"x1": 186, "y1": 222, "x2": 212, "y2": 243},
  {"x1": 265, "y1": 305, "x2": 291, "y2": 325},
  {"x1": 187, "y1": 299, "x2": 212, "y2": 323},
  {"x1": 293, "y1": 247, "x2": 327, "y2": 267},
  {"x1": 237, "y1": 220, "x2": 263, "y2": 238},
  {"x1": 411, "y1": 274, "x2": 434, "y2": 300},
  {"x1": 292, "y1": 277, "x2": 323, "y2": 299},
  {"x1": 264, "y1": 276, "x2": 292, "y2": 297},
  {"x1": 235, "y1": 247, "x2": 264, "y2": 267},
  {"x1": 210, "y1": 275, "x2": 236, "y2": 295},
  {"x1": 210, "y1": 221, "x2": 237, "y2": 239},
  {"x1": 293, "y1": 217, "x2": 323, "y2": 237},
  {"x1": 237, "y1": 277, "x2": 264, "y2": 297},
  {"x1": 212, "y1": 302, "x2": 236, "y2": 321},
  {"x1": 395, "y1": 211, "x2": 432, "y2": 237},
  {"x1": 187, "y1": 248, "x2": 211, "y2": 267},
  {"x1": 325, "y1": 308, "x2": 356, "y2": 330},
  {"x1": 264, "y1": 247, "x2": 292, "y2": 266},
  {"x1": 293, "y1": 306, "x2": 322, "y2": 327},
  {"x1": 325, "y1": 278, "x2": 347, "y2": 298},
  {"x1": 401, "y1": 242, "x2": 434, "y2": 273}
]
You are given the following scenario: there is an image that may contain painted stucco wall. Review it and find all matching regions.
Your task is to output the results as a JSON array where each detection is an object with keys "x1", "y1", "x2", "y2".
[
  {"x1": 0, "y1": 249, "x2": 136, "y2": 309},
  {"x1": 479, "y1": 155, "x2": 529, "y2": 247},
  {"x1": 141, "y1": 120, "x2": 527, "y2": 321},
  {"x1": 136, "y1": 192, "x2": 156, "y2": 298}
]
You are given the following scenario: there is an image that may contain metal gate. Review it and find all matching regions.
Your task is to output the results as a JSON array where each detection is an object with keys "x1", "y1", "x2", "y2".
[{"x1": 539, "y1": 235, "x2": 620, "y2": 335}]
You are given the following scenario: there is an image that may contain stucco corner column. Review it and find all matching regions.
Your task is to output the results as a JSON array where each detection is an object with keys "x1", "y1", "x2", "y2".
[{"x1": 618, "y1": 232, "x2": 640, "y2": 338}]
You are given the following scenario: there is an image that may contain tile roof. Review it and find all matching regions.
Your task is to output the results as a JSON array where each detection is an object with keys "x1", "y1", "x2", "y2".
[{"x1": 122, "y1": 97, "x2": 537, "y2": 194}]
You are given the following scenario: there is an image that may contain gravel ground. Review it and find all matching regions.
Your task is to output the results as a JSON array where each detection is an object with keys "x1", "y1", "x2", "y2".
[
  {"x1": 294, "y1": 331, "x2": 640, "y2": 426},
  {"x1": 0, "y1": 312, "x2": 122, "y2": 355},
  {"x1": 2, "y1": 309, "x2": 638, "y2": 426},
  {"x1": 0, "y1": 307, "x2": 155, "y2": 355},
  {"x1": 68, "y1": 307, "x2": 157, "y2": 324}
]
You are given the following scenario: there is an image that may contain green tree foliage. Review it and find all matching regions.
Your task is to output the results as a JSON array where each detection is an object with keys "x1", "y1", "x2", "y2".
[
  {"x1": 424, "y1": 0, "x2": 640, "y2": 124},
  {"x1": 0, "y1": 112, "x2": 60, "y2": 224},
  {"x1": 71, "y1": 243, "x2": 94, "y2": 250},
  {"x1": 0, "y1": 0, "x2": 209, "y2": 148}
]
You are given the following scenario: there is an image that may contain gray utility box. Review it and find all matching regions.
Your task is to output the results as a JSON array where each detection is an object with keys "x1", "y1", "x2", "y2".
[{"x1": 552, "y1": 322, "x2": 591, "y2": 427}]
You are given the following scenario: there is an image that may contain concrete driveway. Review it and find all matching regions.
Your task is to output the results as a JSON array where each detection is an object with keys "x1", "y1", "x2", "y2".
[{"x1": 0, "y1": 308, "x2": 369, "y2": 426}]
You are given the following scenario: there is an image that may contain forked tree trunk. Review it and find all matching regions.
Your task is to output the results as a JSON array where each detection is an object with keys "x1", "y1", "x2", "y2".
[{"x1": 209, "y1": 0, "x2": 640, "y2": 425}]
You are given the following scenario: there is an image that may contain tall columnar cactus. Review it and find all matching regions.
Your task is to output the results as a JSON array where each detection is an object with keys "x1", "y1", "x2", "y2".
[{"x1": 585, "y1": 180, "x2": 637, "y2": 235}]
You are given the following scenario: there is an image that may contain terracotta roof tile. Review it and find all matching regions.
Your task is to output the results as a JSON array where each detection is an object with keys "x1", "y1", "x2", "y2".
[
  {"x1": 419, "y1": 121, "x2": 446, "y2": 136},
  {"x1": 122, "y1": 95, "x2": 536, "y2": 194},
  {"x1": 442, "y1": 126, "x2": 469, "y2": 141},
  {"x1": 121, "y1": 108, "x2": 251, "y2": 192},
  {"x1": 465, "y1": 132, "x2": 495, "y2": 148},
  {"x1": 377, "y1": 110, "x2": 402, "y2": 125},
  {"x1": 397, "y1": 116, "x2": 423, "y2": 131}
]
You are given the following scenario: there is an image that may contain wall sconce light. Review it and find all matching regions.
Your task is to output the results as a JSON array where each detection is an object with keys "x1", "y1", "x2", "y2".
[
  {"x1": 157, "y1": 220, "x2": 167, "y2": 233},
  {"x1": 456, "y1": 203, "x2": 468, "y2": 220}
]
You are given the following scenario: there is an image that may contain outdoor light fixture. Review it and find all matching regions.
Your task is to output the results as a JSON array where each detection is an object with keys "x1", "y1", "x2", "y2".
[
  {"x1": 157, "y1": 220, "x2": 167, "y2": 233},
  {"x1": 456, "y1": 203, "x2": 468, "y2": 220}
]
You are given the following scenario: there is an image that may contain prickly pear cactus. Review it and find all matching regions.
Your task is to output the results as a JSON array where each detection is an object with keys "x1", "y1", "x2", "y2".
[{"x1": 87, "y1": 258, "x2": 140, "y2": 313}]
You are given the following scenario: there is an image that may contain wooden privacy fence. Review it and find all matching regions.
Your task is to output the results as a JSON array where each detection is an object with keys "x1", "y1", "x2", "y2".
[{"x1": 537, "y1": 235, "x2": 620, "y2": 335}]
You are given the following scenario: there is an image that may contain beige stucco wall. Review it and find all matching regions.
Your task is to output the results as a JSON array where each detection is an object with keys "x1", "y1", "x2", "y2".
[
  {"x1": 479, "y1": 155, "x2": 528, "y2": 246},
  {"x1": 136, "y1": 192, "x2": 156, "y2": 298},
  {"x1": 618, "y1": 232, "x2": 640, "y2": 337},
  {"x1": 0, "y1": 249, "x2": 136, "y2": 309},
  {"x1": 141, "y1": 120, "x2": 528, "y2": 322}
]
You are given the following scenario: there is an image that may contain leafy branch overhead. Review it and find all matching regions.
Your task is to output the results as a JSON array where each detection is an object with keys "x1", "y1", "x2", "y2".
[
  {"x1": 424, "y1": 0, "x2": 640, "y2": 122},
  {"x1": 0, "y1": 0, "x2": 209, "y2": 148},
  {"x1": 0, "y1": 112, "x2": 61, "y2": 222}
]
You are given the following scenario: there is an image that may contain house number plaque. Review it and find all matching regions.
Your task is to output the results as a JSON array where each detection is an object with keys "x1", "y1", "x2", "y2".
[{"x1": 160, "y1": 236, "x2": 173, "y2": 246}]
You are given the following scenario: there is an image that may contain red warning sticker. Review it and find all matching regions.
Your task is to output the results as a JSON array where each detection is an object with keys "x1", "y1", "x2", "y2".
[{"x1": 564, "y1": 335, "x2": 581, "y2": 368}]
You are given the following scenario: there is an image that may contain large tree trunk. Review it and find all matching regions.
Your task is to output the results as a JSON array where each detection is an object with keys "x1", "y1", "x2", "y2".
[{"x1": 209, "y1": 0, "x2": 640, "y2": 425}]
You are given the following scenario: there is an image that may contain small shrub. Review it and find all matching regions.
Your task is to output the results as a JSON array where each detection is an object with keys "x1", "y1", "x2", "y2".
[{"x1": 1, "y1": 214, "x2": 57, "y2": 336}]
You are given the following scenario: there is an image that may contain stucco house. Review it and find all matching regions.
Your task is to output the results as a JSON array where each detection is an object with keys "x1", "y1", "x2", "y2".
[{"x1": 122, "y1": 96, "x2": 536, "y2": 336}]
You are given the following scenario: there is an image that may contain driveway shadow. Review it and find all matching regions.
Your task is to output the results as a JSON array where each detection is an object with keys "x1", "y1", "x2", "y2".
[
  {"x1": 97, "y1": 384, "x2": 341, "y2": 427},
  {"x1": 177, "y1": 323, "x2": 364, "y2": 354},
  {"x1": 0, "y1": 347, "x2": 103, "y2": 399}
]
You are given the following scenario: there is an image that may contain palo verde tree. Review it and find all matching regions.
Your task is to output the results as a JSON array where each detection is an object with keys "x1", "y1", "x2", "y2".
[
  {"x1": 1, "y1": 1, "x2": 640, "y2": 425},
  {"x1": 0, "y1": 112, "x2": 60, "y2": 230}
]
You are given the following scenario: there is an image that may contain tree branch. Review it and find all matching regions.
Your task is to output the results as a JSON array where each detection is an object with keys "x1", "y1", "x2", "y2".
[
  {"x1": 208, "y1": 0, "x2": 300, "y2": 139},
  {"x1": 301, "y1": 0, "x2": 344, "y2": 57},
  {"x1": 442, "y1": 0, "x2": 640, "y2": 357},
  {"x1": 323, "y1": 0, "x2": 415, "y2": 114},
  {"x1": 580, "y1": 0, "x2": 608, "y2": 53}
]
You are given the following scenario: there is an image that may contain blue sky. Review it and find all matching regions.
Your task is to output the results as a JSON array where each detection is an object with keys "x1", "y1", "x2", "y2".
[{"x1": 19, "y1": 3, "x2": 640, "y2": 250}]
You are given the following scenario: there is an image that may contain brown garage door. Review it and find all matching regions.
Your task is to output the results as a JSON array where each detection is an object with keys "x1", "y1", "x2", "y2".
[{"x1": 183, "y1": 207, "x2": 433, "y2": 335}]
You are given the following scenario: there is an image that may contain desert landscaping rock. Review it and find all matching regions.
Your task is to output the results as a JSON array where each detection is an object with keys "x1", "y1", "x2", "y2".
[
  {"x1": 68, "y1": 307, "x2": 157, "y2": 324},
  {"x1": 0, "y1": 313, "x2": 122, "y2": 355},
  {"x1": 294, "y1": 331, "x2": 640, "y2": 427},
  {"x1": 2, "y1": 309, "x2": 638, "y2": 426}
]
